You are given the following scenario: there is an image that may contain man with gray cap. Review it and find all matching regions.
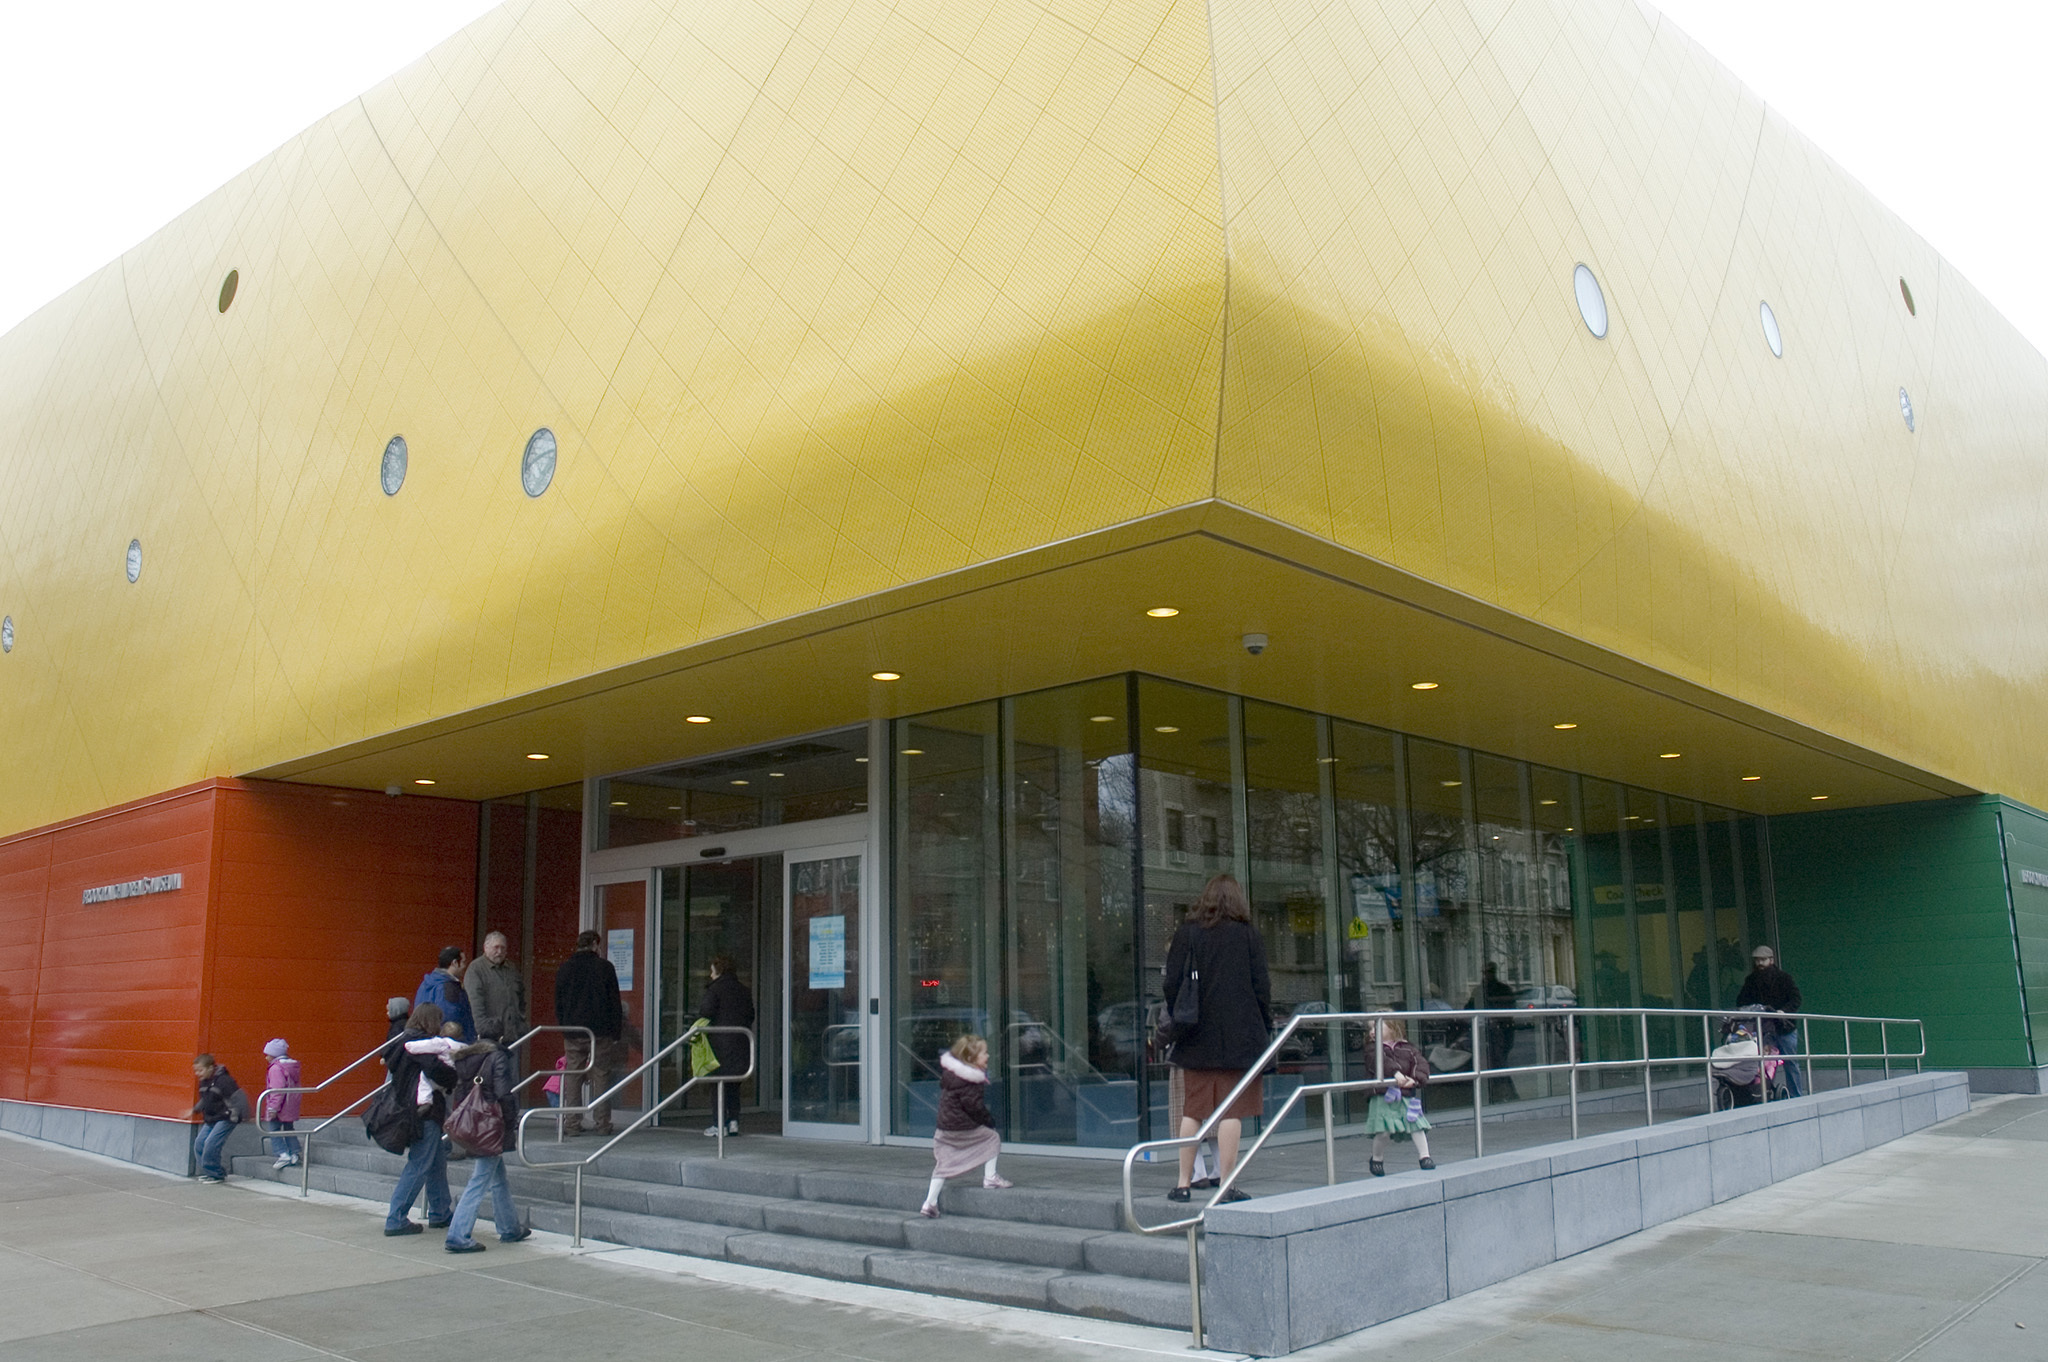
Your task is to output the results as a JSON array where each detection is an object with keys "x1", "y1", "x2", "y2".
[{"x1": 1737, "y1": 945, "x2": 1804, "y2": 1096}]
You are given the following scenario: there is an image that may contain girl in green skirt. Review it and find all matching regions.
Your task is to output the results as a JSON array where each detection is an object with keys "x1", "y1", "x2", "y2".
[{"x1": 1363, "y1": 1013, "x2": 1434, "y2": 1176}]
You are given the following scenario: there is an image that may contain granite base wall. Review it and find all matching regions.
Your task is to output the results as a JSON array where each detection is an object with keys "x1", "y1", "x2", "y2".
[
  {"x1": 0, "y1": 1098, "x2": 264, "y2": 1175},
  {"x1": 1201, "y1": 1071, "x2": 1970, "y2": 1356}
]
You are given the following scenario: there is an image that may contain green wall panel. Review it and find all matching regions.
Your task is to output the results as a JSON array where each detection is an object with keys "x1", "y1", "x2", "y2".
[
  {"x1": 1996, "y1": 799, "x2": 2048, "y2": 1059},
  {"x1": 1768, "y1": 796, "x2": 2032, "y2": 1072}
]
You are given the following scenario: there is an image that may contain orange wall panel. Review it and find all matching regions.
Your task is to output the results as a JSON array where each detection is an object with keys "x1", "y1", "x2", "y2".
[
  {"x1": 207, "y1": 783, "x2": 477, "y2": 1114},
  {"x1": 0, "y1": 779, "x2": 482, "y2": 1123}
]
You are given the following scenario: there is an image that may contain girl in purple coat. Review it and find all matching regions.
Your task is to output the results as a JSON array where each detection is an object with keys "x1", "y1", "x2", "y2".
[
  {"x1": 261, "y1": 1038, "x2": 304, "y2": 1168},
  {"x1": 919, "y1": 1034, "x2": 1011, "y2": 1218},
  {"x1": 1363, "y1": 1014, "x2": 1434, "y2": 1176}
]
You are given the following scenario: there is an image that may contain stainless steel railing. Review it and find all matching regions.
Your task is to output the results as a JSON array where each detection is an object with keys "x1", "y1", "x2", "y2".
[
  {"x1": 254, "y1": 1024, "x2": 595, "y2": 1195},
  {"x1": 515, "y1": 1025, "x2": 755, "y2": 1247},
  {"x1": 1121, "y1": 1005, "x2": 1925, "y2": 1347}
]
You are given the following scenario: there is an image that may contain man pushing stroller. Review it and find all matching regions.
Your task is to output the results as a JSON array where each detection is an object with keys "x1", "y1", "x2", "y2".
[{"x1": 1736, "y1": 945, "x2": 1804, "y2": 1096}]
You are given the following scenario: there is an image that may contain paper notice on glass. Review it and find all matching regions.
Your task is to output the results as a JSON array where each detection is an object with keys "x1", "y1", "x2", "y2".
[
  {"x1": 808, "y1": 914, "x2": 846, "y2": 990},
  {"x1": 607, "y1": 929, "x2": 635, "y2": 991}
]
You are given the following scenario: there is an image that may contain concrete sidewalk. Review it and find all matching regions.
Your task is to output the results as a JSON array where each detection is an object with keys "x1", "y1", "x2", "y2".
[{"x1": 2, "y1": 1097, "x2": 2044, "y2": 1360}]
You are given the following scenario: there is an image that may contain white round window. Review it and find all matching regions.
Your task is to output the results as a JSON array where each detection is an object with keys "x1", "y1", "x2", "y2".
[
  {"x1": 1, "y1": 616, "x2": 12, "y2": 653},
  {"x1": 521, "y1": 428, "x2": 557, "y2": 497},
  {"x1": 126, "y1": 539, "x2": 143, "y2": 583},
  {"x1": 381, "y1": 436, "x2": 408, "y2": 496},
  {"x1": 1573, "y1": 264, "x2": 1608, "y2": 338},
  {"x1": 1760, "y1": 301, "x2": 1783, "y2": 358},
  {"x1": 1899, "y1": 388, "x2": 1915, "y2": 432}
]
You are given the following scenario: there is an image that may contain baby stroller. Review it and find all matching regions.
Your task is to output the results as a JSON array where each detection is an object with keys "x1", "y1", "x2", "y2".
[{"x1": 1709, "y1": 1006, "x2": 1789, "y2": 1109}]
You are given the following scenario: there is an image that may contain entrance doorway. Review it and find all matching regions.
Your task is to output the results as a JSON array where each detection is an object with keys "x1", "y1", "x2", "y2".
[{"x1": 622, "y1": 826, "x2": 870, "y2": 1139}]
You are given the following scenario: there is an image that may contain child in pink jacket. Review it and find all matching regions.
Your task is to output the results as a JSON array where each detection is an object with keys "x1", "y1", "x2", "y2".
[{"x1": 261, "y1": 1038, "x2": 304, "y2": 1169}]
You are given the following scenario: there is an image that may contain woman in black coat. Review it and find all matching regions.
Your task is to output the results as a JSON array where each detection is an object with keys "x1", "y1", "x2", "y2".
[
  {"x1": 694, "y1": 954, "x2": 756, "y2": 1137},
  {"x1": 1163, "y1": 873, "x2": 1271, "y2": 1202}
]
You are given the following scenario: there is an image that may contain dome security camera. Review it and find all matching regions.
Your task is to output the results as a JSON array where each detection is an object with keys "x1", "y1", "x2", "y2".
[
  {"x1": 1242, "y1": 633, "x2": 1269, "y2": 656},
  {"x1": 385, "y1": 783, "x2": 403, "y2": 797}
]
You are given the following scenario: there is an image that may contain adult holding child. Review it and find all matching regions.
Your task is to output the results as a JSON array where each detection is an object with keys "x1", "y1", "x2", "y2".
[
  {"x1": 382, "y1": 1002, "x2": 458, "y2": 1235},
  {"x1": 1162, "y1": 873, "x2": 1271, "y2": 1204}
]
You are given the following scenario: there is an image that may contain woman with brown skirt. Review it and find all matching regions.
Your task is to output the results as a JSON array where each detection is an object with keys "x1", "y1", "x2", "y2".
[{"x1": 1163, "y1": 873, "x2": 1272, "y2": 1202}]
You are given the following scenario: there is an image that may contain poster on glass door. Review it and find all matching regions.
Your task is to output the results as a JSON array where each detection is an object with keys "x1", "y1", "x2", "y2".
[{"x1": 808, "y1": 914, "x2": 845, "y2": 990}]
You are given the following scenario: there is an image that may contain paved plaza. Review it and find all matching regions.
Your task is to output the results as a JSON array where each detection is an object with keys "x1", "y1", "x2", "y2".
[{"x1": 1, "y1": 1096, "x2": 2044, "y2": 1360}]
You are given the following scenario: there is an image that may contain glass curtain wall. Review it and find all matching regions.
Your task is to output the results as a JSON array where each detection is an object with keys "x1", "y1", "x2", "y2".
[{"x1": 890, "y1": 674, "x2": 1774, "y2": 1146}]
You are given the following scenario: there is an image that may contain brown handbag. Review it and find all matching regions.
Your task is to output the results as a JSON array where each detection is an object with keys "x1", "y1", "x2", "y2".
[{"x1": 445, "y1": 1075, "x2": 505, "y2": 1157}]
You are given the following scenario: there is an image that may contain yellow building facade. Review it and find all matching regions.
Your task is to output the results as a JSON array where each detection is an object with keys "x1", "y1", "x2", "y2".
[{"x1": 5, "y1": 0, "x2": 2048, "y2": 1126}]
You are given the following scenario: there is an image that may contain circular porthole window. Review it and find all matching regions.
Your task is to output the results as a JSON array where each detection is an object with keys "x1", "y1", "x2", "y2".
[
  {"x1": 126, "y1": 539, "x2": 143, "y2": 583},
  {"x1": 1899, "y1": 278, "x2": 1916, "y2": 316},
  {"x1": 1, "y1": 616, "x2": 12, "y2": 653},
  {"x1": 1573, "y1": 263, "x2": 1608, "y2": 338},
  {"x1": 218, "y1": 270, "x2": 239, "y2": 313},
  {"x1": 1898, "y1": 388, "x2": 1916, "y2": 432},
  {"x1": 381, "y1": 436, "x2": 408, "y2": 496},
  {"x1": 520, "y1": 428, "x2": 557, "y2": 497},
  {"x1": 1759, "y1": 301, "x2": 1783, "y2": 358}
]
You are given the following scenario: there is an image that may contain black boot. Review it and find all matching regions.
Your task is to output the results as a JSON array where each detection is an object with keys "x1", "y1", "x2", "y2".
[{"x1": 1368, "y1": 1159, "x2": 1385, "y2": 1177}]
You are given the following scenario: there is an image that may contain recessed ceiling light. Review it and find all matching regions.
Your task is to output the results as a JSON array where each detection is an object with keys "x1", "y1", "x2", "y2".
[
  {"x1": 769, "y1": 772, "x2": 785, "y2": 778},
  {"x1": 526, "y1": 753, "x2": 550, "y2": 760},
  {"x1": 731, "y1": 779, "x2": 751, "y2": 786},
  {"x1": 1811, "y1": 794, "x2": 1829, "y2": 801},
  {"x1": 1539, "y1": 799, "x2": 1558, "y2": 806},
  {"x1": 1742, "y1": 775, "x2": 1762, "y2": 782},
  {"x1": 1566, "y1": 826, "x2": 1575, "y2": 831},
  {"x1": 685, "y1": 714, "x2": 713, "y2": 724},
  {"x1": 1410, "y1": 681, "x2": 1439, "y2": 691},
  {"x1": 855, "y1": 756, "x2": 869, "y2": 763},
  {"x1": 413, "y1": 778, "x2": 436, "y2": 786},
  {"x1": 667, "y1": 805, "x2": 682, "y2": 811},
  {"x1": 1317, "y1": 756, "x2": 1339, "y2": 764},
  {"x1": 1552, "y1": 723, "x2": 1577, "y2": 730},
  {"x1": 1659, "y1": 752, "x2": 1682, "y2": 759},
  {"x1": 1440, "y1": 779, "x2": 1462, "y2": 787},
  {"x1": 1146, "y1": 607, "x2": 1179, "y2": 618},
  {"x1": 610, "y1": 800, "x2": 628, "y2": 806},
  {"x1": 900, "y1": 749, "x2": 923, "y2": 756},
  {"x1": 871, "y1": 671, "x2": 901, "y2": 681},
  {"x1": 1089, "y1": 715, "x2": 1116, "y2": 723}
]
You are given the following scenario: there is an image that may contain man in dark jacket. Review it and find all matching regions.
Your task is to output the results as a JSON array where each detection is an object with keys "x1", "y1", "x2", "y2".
[
  {"x1": 186, "y1": 1054, "x2": 245, "y2": 1183},
  {"x1": 694, "y1": 954, "x2": 756, "y2": 1137},
  {"x1": 1737, "y1": 945, "x2": 1804, "y2": 1096},
  {"x1": 555, "y1": 930, "x2": 625, "y2": 1136},
  {"x1": 416, "y1": 947, "x2": 475, "y2": 1042}
]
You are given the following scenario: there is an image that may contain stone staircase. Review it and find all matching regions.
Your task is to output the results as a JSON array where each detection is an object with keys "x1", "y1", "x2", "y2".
[{"x1": 231, "y1": 1122, "x2": 1193, "y2": 1328}]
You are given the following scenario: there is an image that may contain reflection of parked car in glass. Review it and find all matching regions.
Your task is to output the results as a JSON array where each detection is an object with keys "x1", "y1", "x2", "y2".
[
  {"x1": 902, "y1": 1007, "x2": 1052, "y2": 1071},
  {"x1": 1095, "y1": 998, "x2": 1159, "y2": 1069},
  {"x1": 1274, "y1": 1000, "x2": 1330, "y2": 1061},
  {"x1": 1515, "y1": 985, "x2": 1577, "y2": 1009}
]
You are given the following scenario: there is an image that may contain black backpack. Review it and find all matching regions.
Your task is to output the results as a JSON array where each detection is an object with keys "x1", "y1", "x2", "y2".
[{"x1": 363, "y1": 1043, "x2": 424, "y2": 1153}]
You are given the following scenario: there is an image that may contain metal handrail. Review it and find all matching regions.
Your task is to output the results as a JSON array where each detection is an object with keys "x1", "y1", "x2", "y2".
[
  {"x1": 515, "y1": 1025, "x2": 755, "y2": 1247},
  {"x1": 1121, "y1": 1004, "x2": 1925, "y2": 1347},
  {"x1": 253, "y1": 1038, "x2": 402, "y2": 1198},
  {"x1": 505, "y1": 1025, "x2": 596, "y2": 1108}
]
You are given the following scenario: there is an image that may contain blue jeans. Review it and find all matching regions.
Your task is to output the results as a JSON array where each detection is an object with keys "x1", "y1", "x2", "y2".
[
  {"x1": 261, "y1": 1118, "x2": 300, "y2": 1159},
  {"x1": 384, "y1": 1119, "x2": 451, "y2": 1230},
  {"x1": 446, "y1": 1155, "x2": 521, "y2": 1246},
  {"x1": 192, "y1": 1119, "x2": 234, "y2": 1178},
  {"x1": 1777, "y1": 1028, "x2": 1804, "y2": 1097}
]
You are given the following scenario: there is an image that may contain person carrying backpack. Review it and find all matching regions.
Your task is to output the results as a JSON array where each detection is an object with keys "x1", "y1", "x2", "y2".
[{"x1": 382, "y1": 1003, "x2": 459, "y2": 1235}]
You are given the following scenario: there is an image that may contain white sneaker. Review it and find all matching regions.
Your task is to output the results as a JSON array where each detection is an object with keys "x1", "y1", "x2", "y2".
[
  {"x1": 703, "y1": 1122, "x2": 741, "y2": 1137},
  {"x1": 272, "y1": 1153, "x2": 294, "y2": 1169}
]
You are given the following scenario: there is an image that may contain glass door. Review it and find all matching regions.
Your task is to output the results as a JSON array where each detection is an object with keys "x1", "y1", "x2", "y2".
[
  {"x1": 784, "y1": 843, "x2": 864, "y2": 1137},
  {"x1": 654, "y1": 856, "x2": 781, "y2": 1125}
]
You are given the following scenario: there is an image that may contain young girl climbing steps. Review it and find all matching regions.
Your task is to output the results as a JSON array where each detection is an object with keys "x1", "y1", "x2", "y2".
[
  {"x1": 920, "y1": 1034, "x2": 1011, "y2": 1217},
  {"x1": 1364, "y1": 1013, "x2": 1434, "y2": 1176}
]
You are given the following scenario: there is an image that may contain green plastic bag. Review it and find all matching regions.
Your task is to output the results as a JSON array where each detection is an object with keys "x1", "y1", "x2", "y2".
[{"x1": 689, "y1": 1031, "x2": 720, "y2": 1078}]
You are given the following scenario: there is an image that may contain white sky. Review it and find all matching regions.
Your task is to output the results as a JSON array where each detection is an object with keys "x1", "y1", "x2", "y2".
[{"x1": 0, "y1": 1, "x2": 2043, "y2": 358}]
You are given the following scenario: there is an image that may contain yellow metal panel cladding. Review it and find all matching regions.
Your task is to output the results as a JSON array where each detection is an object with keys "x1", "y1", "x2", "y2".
[
  {"x1": 0, "y1": 0, "x2": 2045, "y2": 842},
  {"x1": 0, "y1": 0, "x2": 1227, "y2": 833},
  {"x1": 1207, "y1": 0, "x2": 2048, "y2": 808}
]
